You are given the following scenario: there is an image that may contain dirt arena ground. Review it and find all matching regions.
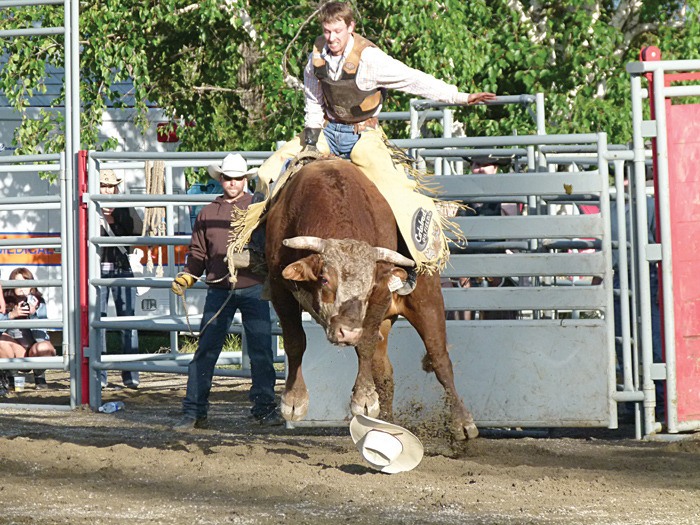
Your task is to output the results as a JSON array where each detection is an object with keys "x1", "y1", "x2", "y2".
[{"x1": 1, "y1": 372, "x2": 700, "y2": 525}]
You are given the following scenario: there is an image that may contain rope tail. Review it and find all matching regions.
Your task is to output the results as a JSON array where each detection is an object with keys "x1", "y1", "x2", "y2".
[{"x1": 143, "y1": 160, "x2": 167, "y2": 276}]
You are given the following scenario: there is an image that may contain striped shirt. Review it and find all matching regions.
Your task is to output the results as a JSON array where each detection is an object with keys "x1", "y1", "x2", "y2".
[{"x1": 304, "y1": 34, "x2": 470, "y2": 128}]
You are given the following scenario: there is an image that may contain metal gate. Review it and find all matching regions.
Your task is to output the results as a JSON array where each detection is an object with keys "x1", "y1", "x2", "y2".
[
  {"x1": 628, "y1": 47, "x2": 700, "y2": 435},
  {"x1": 293, "y1": 131, "x2": 623, "y2": 431},
  {"x1": 0, "y1": 0, "x2": 80, "y2": 410}
]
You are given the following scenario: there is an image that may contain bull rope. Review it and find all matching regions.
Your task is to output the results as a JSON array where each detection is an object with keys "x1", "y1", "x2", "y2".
[{"x1": 173, "y1": 269, "x2": 236, "y2": 337}]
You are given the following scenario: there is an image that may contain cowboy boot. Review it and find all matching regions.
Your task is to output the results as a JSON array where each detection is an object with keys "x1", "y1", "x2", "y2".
[
  {"x1": 0, "y1": 371, "x2": 11, "y2": 396},
  {"x1": 34, "y1": 370, "x2": 49, "y2": 389}
]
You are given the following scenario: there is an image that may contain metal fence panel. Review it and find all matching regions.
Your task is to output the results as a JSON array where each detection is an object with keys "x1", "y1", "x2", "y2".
[{"x1": 294, "y1": 320, "x2": 611, "y2": 427}]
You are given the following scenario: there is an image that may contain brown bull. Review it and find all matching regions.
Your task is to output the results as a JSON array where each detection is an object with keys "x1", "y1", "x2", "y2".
[{"x1": 265, "y1": 158, "x2": 477, "y2": 440}]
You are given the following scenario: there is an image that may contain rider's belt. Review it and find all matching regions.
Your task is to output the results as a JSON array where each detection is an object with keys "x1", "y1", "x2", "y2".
[
  {"x1": 352, "y1": 117, "x2": 379, "y2": 133},
  {"x1": 325, "y1": 116, "x2": 379, "y2": 134}
]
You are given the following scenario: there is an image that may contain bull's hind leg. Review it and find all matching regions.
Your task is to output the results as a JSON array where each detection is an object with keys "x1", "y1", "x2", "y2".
[
  {"x1": 271, "y1": 284, "x2": 309, "y2": 421},
  {"x1": 400, "y1": 274, "x2": 478, "y2": 441}
]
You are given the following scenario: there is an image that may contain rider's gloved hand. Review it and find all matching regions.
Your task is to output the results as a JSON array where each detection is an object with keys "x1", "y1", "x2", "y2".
[
  {"x1": 302, "y1": 127, "x2": 321, "y2": 153},
  {"x1": 171, "y1": 273, "x2": 196, "y2": 296}
]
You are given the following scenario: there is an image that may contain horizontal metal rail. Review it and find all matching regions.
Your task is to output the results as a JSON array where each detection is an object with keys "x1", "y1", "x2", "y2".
[
  {"x1": 431, "y1": 172, "x2": 603, "y2": 198},
  {"x1": 453, "y1": 214, "x2": 604, "y2": 240},
  {"x1": 90, "y1": 235, "x2": 190, "y2": 247},
  {"x1": 91, "y1": 361, "x2": 284, "y2": 379},
  {"x1": 0, "y1": 237, "x2": 62, "y2": 248},
  {"x1": 0, "y1": 27, "x2": 64, "y2": 37},
  {"x1": 0, "y1": 279, "x2": 64, "y2": 288},
  {"x1": 392, "y1": 133, "x2": 599, "y2": 149},
  {"x1": 445, "y1": 252, "x2": 606, "y2": 277},
  {"x1": 93, "y1": 151, "x2": 273, "y2": 161},
  {"x1": 0, "y1": 319, "x2": 64, "y2": 330},
  {"x1": 92, "y1": 315, "x2": 284, "y2": 335},
  {"x1": 0, "y1": 0, "x2": 65, "y2": 6},
  {"x1": 411, "y1": 95, "x2": 535, "y2": 110},
  {"x1": 0, "y1": 164, "x2": 62, "y2": 173},
  {"x1": 0, "y1": 356, "x2": 68, "y2": 371},
  {"x1": 0, "y1": 153, "x2": 61, "y2": 163},
  {"x1": 443, "y1": 286, "x2": 606, "y2": 311}
]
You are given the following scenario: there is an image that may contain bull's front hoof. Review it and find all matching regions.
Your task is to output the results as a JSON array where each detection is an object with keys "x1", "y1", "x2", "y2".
[
  {"x1": 450, "y1": 403, "x2": 479, "y2": 441},
  {"x1": 350, "y1": 391, "x2": 380, "y2": 418},
  {"x1": 280, "y1": 392, "x2": 309, "y2": 422},
  {"x1": 452, "y1": 420, "x2": 479, "y2": 441}
]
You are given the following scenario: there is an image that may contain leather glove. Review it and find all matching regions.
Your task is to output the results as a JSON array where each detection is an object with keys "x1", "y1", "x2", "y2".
[
  {"x1": 302, "y1": 127, "x2": 322, "y2": 152},
  {"x1": 171, "y1": 273, "x2": 196, "y2": 296}
]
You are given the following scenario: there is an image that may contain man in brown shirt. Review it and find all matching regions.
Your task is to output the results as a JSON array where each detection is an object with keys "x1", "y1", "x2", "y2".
[{"x1": 171, "y1": 154, "x2": 280, "y2": 429}]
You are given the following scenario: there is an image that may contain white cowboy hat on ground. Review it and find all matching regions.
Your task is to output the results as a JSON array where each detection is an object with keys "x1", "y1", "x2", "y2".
[
  {"x1": 207, "y1": 153, "x2": 248, "y2": 181},
  {"x1": 350, "y1": 414, "x2": 424, "y2": 474},
  {"x1": 100, "y1": 169, "x2": 123, "y2": 186}
]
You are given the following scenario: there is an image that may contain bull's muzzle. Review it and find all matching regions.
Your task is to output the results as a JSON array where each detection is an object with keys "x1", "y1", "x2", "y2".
[{"x1": 328, "y1": 298, "x2": 364, "y2": 346}]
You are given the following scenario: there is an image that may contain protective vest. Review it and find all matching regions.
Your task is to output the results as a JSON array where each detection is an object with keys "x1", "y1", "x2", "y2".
[{"x1": 312, "y1": 34, "x2": 384, "y2": 124}]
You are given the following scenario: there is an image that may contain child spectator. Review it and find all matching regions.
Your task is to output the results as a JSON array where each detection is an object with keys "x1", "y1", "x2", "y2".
[{"x1": 0, "y1": 267, "x2": 56, "y2": 393}]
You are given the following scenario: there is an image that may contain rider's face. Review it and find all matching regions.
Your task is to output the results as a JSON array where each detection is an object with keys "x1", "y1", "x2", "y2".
[{"x1": 323, "y1": 19, "x2": 355, "y2": 57}]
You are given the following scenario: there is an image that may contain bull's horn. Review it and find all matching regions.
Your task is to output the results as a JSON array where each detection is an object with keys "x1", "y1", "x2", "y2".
[
  {"x1": 283, "y1": 236, "x2": 327, "y2": 253},
  {"x1": 373, "y1": 247, "x2": 415, "y2": 267}
]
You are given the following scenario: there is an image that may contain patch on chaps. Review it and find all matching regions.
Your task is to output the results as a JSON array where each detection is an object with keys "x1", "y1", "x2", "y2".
[{"x1": 411, "y1": 207, "x2": 432, "y2": 251}]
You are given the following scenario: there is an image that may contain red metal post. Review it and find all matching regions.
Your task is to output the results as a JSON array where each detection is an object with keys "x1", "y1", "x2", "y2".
[
  {"x1": 642, "y1": 46, "x2": 700, "y2": 423},
  {"x1": 77, "y1": 150, "x2": 90, "y2": 404}
]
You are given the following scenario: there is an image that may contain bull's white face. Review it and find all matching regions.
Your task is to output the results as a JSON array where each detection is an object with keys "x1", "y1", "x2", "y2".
[
  {"x1": 317, "y1": 242, "x2": 378, "y2": 344},
  {"x1": 282, "y1": 239, "x2": 408, "y2": 346}
]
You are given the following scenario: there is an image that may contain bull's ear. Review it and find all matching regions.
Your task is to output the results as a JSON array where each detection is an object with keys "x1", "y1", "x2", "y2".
[
  {"x1": 282, "y1": 254, "x2": 323, "y2": 281},
  {"x1": 391, "y1": 267, "x2": 408, "y2": 281},
  {"x1": 374, "y1": 262, "x2": 407, "y2": 286}
]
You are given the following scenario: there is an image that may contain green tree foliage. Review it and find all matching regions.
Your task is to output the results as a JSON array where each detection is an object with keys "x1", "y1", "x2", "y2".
[{"x1": 1, "y1": 0, "x2": 699, "y2": 171}]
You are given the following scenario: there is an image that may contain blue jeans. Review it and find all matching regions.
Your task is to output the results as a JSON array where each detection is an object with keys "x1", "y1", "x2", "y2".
[
  {"x1": 323, "y1": 121, "x2": 360, "y2": 158},
  {"x1": 101, "y1": 267, "x2": 140, "y2": 386},
  {"x1": 182, "y1": 285, "x2": 276, "y2": 418}
]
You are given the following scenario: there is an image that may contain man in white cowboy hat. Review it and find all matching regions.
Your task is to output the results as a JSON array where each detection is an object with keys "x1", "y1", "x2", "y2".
[
  {"x1": 170, "y1": 153, "x2": 281, "y2": 429},
  {"x1": 98, "y1": 168, "x2": 141, "y2": 389},
  {"x1": 206, "y1": 152, "x2": 257, "y2": 181},
  {"x1": 350, "y1": 414, "x2": 424, "y2": 474}
]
